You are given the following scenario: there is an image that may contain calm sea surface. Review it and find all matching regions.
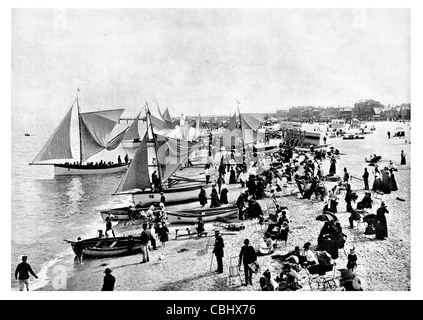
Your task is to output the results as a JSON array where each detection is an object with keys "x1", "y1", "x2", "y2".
[{"x1": 11, "y1": 113, "x2": 137, "y2": 290}]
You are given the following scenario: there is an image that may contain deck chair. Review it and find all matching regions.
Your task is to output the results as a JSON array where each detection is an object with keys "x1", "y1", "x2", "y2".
[
  {"x1": 373, "y1": 191, "x2": 384, "y2": 204},
  {"x1": 305, "y1": 262, "x2": 338, "y2": 291},
  {"x1": 205, "y1": 236, "x2": 214, "y2": 253},
  {"x1": 228, "y1": 257, "x2": 243, "y2": 286}
]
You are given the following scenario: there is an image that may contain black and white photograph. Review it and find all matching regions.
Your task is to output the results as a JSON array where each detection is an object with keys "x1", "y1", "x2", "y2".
[{"x1": 5, "y1": 2, "x2": 422, "y2": 300}]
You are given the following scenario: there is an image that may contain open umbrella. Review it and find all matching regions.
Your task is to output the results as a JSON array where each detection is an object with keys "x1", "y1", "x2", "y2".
[
  {"x1": 316, "y1": 211, "x2": 338, "y2": 222},
  {"x1": 363, "y1": 214, "x2": 377, "y2": 224},
  {"x1": 338, "y1": 268, "x2": 355, "y2": 280}
]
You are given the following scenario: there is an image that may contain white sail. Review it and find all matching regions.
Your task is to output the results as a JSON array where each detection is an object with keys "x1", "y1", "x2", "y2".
[
  {"x1": 240, "y1": 114, "x2": 265, "y2": 145},
  {"x1": 79, "y1": 109, "x2": 125, "y2": 162},
  {"x1": 123, "y1": 112, "x2": 141, "y2": 141},
  {"x1": 157, "y1": 136, "x2": 199, "y2": 183},
  {"x1": 115, "y1": 133, "x2": 151, "y2": 193},
  {"x1": 31, "y1": 105, "x2": 74, "y2": 162},
  {"x1": 106, "y1": 127, "x2": 129, "y2": 151},
  {"x1": 195, "y1": 114, "x2": 203, "y2": 138}
]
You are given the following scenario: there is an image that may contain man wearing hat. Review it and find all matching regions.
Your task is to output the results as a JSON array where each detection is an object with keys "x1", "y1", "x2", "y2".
[
  {"x1": 212, "y1": 230, "x2": 224, "y2": 273},
  {"x1": 347, "y1": 247, "x2": 358, "y2": 271},
  {"x1": 15, "y1": 256, "x2": 38, "y2": 291},
  {"x1": 74, "y1": 237, "x2": 84, "y2": 265},
  {"x1": 362, "y1": 168, "x2": 369, "y2": 190},
  {"x1": 101, "y1": 268, "x2": 116, "y2": 291},
  {"x1": 238, "y1": 239, "x2": 257, "y2": 286}
]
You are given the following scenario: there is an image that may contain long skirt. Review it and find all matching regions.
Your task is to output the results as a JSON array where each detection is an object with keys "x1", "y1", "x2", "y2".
[
  {"x1": 329, "y1": 163, "x2": 336, "y2": 175},
  {"x1": 375, "y1": 217, "x2": 388, "y2": 239},
  {"x1": 372, "y1": 178, "x2": 382, "y2": 192},
  {"x1": 390, "y1": 176, "x2": 398, "y2": 191},
  {"x1": 401, "y1": 155, "x2": 406, "y2": 165},
  {"x1": 381, "y1": 173, "x2": 391, "y2": 194}
]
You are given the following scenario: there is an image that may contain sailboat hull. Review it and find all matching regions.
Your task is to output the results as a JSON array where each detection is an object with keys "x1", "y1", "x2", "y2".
[
  {"x1": 54, "y1": 163, "x2": 129, "y2": 176},
  {"x1": 132, "y1": 182, "x2": 211, "y2": 206},
  {"x1": 122, "y1": 140, "x2": 141, "y2": 149}
]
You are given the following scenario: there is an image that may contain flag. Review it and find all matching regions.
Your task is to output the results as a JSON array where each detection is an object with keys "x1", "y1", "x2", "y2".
[
  {"x1": 236, "y1": 99, "x2": 241, "y2": 105},
  {"x1": 77, "y1": 88, "x2": 81, "y2": 92}
]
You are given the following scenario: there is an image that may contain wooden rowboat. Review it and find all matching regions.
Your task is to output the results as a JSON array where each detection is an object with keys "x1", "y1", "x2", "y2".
[
  {"x1": 64, "y1": 236, "x2": 143, "y2": 258},
  {"x1": 99, "y1": 205, "x2": 162, "y2": 222},
  {"x1": 167, "y1": 205, "x2": 238, "y2": 224}
]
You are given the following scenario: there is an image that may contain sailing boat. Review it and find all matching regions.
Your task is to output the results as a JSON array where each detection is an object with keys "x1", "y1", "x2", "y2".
[
  {"x1": 30, "y1": 97, "x2": 130, "y2": 176},
  {"x1": 220, "y1": 109, "x2": 266, "y2": 168},
  {"x1": 122, "y1": 111, "x2": 143, "y2": 149},
  {"x1": 114, "y1": 104, "x2": 211, "y2": 206},
  {"x1": 122, "y1": 104, "x2": 174, "y2": 148}
]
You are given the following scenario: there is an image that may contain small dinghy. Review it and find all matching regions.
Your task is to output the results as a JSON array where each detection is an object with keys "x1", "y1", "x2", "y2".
[
  {"x1": 99, "y1": 205, "x2": 163, "y2": 222},
  {"x1": 64, "y1": 236, "x2": 142, "y2": 258},
  {"x1": 167, "y1": 205, "x2": 238, "y2": 224}
]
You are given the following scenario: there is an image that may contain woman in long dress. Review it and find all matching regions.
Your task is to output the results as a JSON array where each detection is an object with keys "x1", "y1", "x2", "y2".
[
  {"x1": 401, "y1": 150, "x2": 406, "y2": 165},
  {"x1": 372, "y1": 171, "x2": 382, "y2": 192},
  {"x1": 158, "y1": 222, "x2": 169, "y2": 247},
  {"x1": 329, "y1": 157, "x2": 337, "y2": 176},
  {"x1": 375, "y1": 202, "x2": 389, "y2": 240},
  {"x1": 380, "y1": 169, "x2": 391, "y2": 194},
  {"x1": 390, "y1": 173, "x2": 398, "y2": 191},
  {"x1": 210, "y1": 187, "x2": 221, "y2": 208},
  {"x1": 229, "y1": 167, "x2": 237, "y2": 184},
  {"x1": 220, "y1": 184, "x2": 229, "y2": 204},
  {"x1": 199, "y1": 186, "x2": 208, "y2": 207}
]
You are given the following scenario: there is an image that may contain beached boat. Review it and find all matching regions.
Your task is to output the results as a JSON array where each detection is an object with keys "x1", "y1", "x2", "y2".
[
  {"x1": 114, "y1": 104, "x2": 210, "y2": 206},
  {"x1": 99, "y1": 204, "x2": 165, "y2": 222},
  {"x1": 30, "y1": 95, "x2": 130, "y2": 176},
  {"x1": 167, "y1": 205, "x2": 238, "y2": 224},
  {"x1": 64, "y1": 236, "x2": 142, "y2": 258}
]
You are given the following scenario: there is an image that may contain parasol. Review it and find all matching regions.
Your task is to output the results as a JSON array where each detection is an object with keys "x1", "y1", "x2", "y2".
[
  {"x1": 316, "y1": 211, "x2": 338, "y2": 222},
  {"x1": 338, "y1": 268, "x2": 355, "y2": 280},
  {"x1": 363, "y1": 214, "x2": 377, "y2": 223}
]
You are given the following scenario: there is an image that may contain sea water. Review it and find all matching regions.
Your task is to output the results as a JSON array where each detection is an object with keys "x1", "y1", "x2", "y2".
[{"x1": 11, "y1": 112, "x2": 138, "y2": 290}]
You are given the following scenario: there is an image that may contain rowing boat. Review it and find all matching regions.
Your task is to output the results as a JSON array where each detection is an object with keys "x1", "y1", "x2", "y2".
[
  {"x1": 99, "y1": 205, "x2": 163, "y2": 222},
  {"x1": 167, "y1": 205, "x2": 238, "y2": 224},
  {"x1": 64, "y1": 236, "x2": 142, "y2": 258}
]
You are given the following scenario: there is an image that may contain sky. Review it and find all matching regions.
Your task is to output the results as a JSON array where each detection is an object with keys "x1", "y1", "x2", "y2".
[{"x1": 11, "y1": 8, "x2": 410, "y2": 120}]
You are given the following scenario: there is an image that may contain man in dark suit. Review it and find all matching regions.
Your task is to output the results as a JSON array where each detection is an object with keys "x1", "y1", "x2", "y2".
[
  {"x1": 362, "y1": 168, "x2": 369, "y2": 190},
  {"x1": 238, "y1": 239, "x2": 257, "y2": 286},
  {"x1": 101, "y1": 268, "x2": 116, "y2": 291},
  {"x1": 213, "y1": 230, "x2": 224, "y2": 273}
]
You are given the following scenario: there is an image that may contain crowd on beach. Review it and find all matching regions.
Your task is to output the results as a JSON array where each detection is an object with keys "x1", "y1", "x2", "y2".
[{"x1": 15, "y1": 124, "x2": 408, "y2": 292}]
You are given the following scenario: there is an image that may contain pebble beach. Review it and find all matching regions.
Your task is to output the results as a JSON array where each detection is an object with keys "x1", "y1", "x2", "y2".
[{"x1": 36, "y1": 121, "x2": 411, "y2": 293}]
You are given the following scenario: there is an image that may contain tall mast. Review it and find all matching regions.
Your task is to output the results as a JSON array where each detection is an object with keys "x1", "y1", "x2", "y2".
[
  {"x1": 237, "y1": 106, "x2": 245, "y2": 164},
  {"x1": 146, "y1": 101, "x2": 162, "y2": 183},
  {"x1": 76, "y1": 89, "x2": 83, "y2": 165}
]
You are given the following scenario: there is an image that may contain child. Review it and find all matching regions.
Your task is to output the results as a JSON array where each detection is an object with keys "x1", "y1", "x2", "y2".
[
  {"x1": 158, "y1": 221, "x2": 169, "y2": 247},
  {"x1": 347, "y1": 247, "x2": 358, "y2": 271}
]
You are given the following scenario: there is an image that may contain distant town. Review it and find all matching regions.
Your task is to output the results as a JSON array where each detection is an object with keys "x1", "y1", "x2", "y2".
[{"x1": 120, "y1": 99, "x2": 411, "y2": 127}]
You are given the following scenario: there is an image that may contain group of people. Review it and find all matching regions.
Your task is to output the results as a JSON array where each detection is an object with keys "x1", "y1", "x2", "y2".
[{"x1": 140, "y1": 222, "x2": 170, "y2": 264}]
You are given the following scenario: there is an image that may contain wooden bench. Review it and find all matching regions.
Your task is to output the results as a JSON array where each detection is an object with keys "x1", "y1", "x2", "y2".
[{"x1": 175, "y1": 227, "x2": 208, "y2": 240}]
